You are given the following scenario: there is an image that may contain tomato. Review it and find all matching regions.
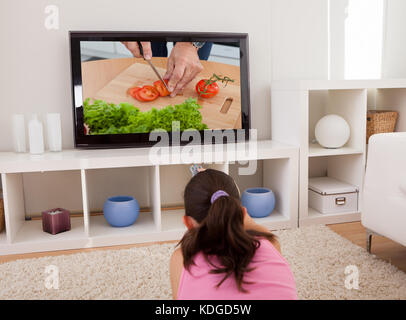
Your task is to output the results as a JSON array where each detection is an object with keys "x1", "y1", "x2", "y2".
[
  {"x1": 128, "y1": 86, "x2": 142, "y2": 99},
  {"x1": 196, "y1": 80, "x2": 219, "y2": 98},
  {"x1": 128, "y1": 82, "x2": 167, "y2": 102},
  {"x1": 132, "y1": 90, "x2": 143, "y2": 101},
  {"x1": 153, "y1": 79, "x2": 170, "y2": 97},
  {"x1": 137, "y1": 85, "x2": 159, "y2": 102}
]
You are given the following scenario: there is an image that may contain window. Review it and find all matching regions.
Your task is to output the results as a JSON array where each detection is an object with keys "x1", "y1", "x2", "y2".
[{"x1": 329, "y1": 0, "x2": 385, "y2": 79}]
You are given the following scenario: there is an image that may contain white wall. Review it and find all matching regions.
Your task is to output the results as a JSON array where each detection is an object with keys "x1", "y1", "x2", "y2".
[
  {"x1": 0, "y1": 0, "x2": 328, "y2": 214},
  {"x1": 270, "y1": 0, "x2": 328, "y2": 80}
]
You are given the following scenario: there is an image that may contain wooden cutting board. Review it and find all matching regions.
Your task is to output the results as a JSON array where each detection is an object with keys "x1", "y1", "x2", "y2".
[{"x1": 91, "y1": 62, "x2": 242, "y2": 130}]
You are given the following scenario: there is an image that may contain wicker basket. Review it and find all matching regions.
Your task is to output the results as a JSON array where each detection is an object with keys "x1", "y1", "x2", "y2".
[
  {"x1": 366, "y1": 110, "x2": 398, "y2": 143},
  {"x1": 0, "y1": 193, "x2": 4, "y2": 233}
]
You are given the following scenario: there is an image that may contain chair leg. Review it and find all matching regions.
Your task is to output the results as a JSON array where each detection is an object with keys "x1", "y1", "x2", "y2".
[{"x1": 366, "y1": 230, "x2": 373, "y2": 253}]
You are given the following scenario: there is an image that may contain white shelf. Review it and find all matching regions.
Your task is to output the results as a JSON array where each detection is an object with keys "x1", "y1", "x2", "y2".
[
  {"x1": 308, "y1": 143, "x2": 363, "y2": 157},
  {"x1": 300, "y1": 207, "x2": 361, "y2": 226},
  {"x1": 13, "y1": 218, "x2": 86, "y2": 244},
  {"x1": 0, "y1": 140, "x2": 297, "y2": 174},
  {"x1": 87, "y1": 213, "x2": 160, "y2": 247},
  {"x1": 0, "y1": 217, "x2": 88, "y2": 254},
  {"x1": 0, "y1": 139, "x2": 299, "y2": 255},
  {"x1": 89, "y1": 212, "x2": 158, "y2": 238},
  {"x1": 252, "y1": 211, "x2": 291, "y2": 230},
  {"x1": 161, "y1": 209, "x2": 187, "y2": 233}
]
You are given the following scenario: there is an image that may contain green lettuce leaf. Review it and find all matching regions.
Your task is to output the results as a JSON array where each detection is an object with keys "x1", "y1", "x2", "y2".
[{"x1": 83, "y1": 97, "x2": 208, "y2": 135}]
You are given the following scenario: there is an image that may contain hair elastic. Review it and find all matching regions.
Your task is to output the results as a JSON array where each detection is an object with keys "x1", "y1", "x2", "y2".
[{"x1": 210, "y1": 190, "x2": 229, "y2": 204}]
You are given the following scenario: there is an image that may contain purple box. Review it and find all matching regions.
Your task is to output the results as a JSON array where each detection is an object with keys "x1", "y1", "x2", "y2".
[{"x1": 42, "y1": 208, "x2": 71, "y2": 235}]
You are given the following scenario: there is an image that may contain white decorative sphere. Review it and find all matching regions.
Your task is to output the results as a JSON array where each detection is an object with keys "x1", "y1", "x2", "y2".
[{"x1": 315, "y1": 114, "x2": 350, "y2": 148}]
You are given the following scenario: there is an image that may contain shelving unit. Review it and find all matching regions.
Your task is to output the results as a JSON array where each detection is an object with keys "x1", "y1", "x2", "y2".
[
  {"x1": 0, "y1": 140, "x2": 298, "y2": 255},
  {"x1": 271, "y1": 79, "x2": 406, "y2": 226}
]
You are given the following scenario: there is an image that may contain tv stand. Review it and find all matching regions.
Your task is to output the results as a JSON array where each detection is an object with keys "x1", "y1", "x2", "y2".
[{"x1": 0, "y1": 140, "x2": 298, "y2": 255}]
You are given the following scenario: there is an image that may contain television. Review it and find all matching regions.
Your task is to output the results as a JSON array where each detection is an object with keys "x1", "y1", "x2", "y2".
[{"x1": 70, "y1": 31, "x2": 251, "y2": 148}]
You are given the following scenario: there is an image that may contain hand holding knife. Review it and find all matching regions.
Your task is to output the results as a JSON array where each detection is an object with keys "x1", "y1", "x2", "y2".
[{"x1": 137, "y1": 41, "x2": 171, "y2": 93}]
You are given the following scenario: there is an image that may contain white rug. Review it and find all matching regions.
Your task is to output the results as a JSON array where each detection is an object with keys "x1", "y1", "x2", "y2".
[{"x1": 0, "y1": 225, "x2": 405, "y2": 300}]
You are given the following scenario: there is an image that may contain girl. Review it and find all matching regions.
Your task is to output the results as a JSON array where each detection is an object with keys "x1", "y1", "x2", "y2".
[{"x1": 170, "y1": 169, "x2": 297, "y2": 300}]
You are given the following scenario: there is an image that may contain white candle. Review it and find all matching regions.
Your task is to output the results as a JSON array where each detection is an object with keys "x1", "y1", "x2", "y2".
[
  {"x1": 28, "y1": 114, "x2": 44, "y2": 155},
  {"x1": 12, "y1": 114, "x2": 27, "y2": 153},
  {"x1": 46, "y1": 113, "x2": 62, "y2": 152}
]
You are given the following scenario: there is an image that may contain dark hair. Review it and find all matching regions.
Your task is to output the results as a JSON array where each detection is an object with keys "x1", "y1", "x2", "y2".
[{"x1": 179, "y1": 169, "x2": 275, "y2": 292}]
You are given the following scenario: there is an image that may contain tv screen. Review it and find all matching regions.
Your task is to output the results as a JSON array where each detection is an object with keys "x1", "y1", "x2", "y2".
[{"x1": 70, "y1": 31, "x2": 251, "y2": 148}]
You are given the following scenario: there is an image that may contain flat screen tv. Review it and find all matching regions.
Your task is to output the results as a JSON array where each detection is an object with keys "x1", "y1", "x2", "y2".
[{"x1": 70, "y1": 31, "x2": 251, "y2": 148}]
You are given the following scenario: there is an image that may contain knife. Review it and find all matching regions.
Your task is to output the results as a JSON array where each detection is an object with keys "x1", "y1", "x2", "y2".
[{"x1": 137, "y1": 41, "x2": 171, "y2": 93}]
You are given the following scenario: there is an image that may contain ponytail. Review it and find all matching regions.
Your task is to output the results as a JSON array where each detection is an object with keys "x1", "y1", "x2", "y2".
[{"x1": 180, "y1": 170, "x2": 275, "y2": 292}]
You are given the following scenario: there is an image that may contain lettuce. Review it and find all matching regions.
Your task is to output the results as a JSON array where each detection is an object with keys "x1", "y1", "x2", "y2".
[{"x1": 83, "y1": 98, "x2": 208, "y2": 135}]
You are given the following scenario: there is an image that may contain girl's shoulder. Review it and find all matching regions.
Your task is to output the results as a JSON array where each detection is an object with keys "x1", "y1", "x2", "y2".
[
  {"x1": 253, "y1": 235, "x2": 279, "y2": 250},
  {"x1": 254, "y1": 237, "x2": 287, "y2": 263}
]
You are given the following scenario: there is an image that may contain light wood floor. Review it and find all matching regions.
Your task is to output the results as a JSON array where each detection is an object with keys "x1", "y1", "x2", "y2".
[
  {"x1": 329, "y1": 222, "x2": 406, "y2": 273},
  {"x1": 1, "y1": 222, "x2": 406, "y2": 274}
]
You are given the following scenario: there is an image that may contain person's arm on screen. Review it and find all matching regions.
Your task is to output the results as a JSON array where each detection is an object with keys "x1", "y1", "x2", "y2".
[{"x1": 122, "y1": 41, "x2": 152, "y2": 60}]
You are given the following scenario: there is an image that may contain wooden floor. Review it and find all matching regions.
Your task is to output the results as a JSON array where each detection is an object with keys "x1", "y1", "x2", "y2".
[
  {"x1": 329, "y1": 222, "x2": 406, "y2": 273},
  {"x1": 1, "y1": 222, "x2": 406, "y2": 274}
]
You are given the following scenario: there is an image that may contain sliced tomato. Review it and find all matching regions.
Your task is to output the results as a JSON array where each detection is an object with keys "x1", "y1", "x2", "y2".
[
  {"x1": 153, "y1": 79, "x2": 170, "y2": 97},
  {"x1": 196, "y1": 80, "x2": 219, "y2": 98},
  {"x1": 128, "y1": 86, "x2": 142, "y2": 99},
  {"x1": 132, "y1": 90, "x2": 143, "y2": 102},
  {"x1": 137, "y1": 85, "x2": 159, "y2": 102}
]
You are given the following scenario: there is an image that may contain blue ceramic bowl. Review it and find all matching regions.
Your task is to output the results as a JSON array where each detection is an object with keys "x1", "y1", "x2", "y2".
[
  {"x1": 241, "y1": 188, "x2": 275, "y2": 218},
  {"x1": 103, "y1": 196, "x2": 140, "y2": 227}
]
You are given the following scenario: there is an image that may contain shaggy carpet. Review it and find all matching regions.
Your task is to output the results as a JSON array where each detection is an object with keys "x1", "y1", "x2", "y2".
[{"x1": 0, "y1": 225, "x2": 405, "y2": 299}]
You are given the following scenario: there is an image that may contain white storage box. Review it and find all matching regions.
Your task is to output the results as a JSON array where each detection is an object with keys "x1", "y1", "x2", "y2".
[{"x1": 308, "y1": 177, "x2": 358, "y2": 214}]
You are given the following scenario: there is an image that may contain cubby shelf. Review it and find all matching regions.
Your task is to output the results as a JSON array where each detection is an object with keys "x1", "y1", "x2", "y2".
[
  {"x1": 303, "y1": 207, "x2": 361, "y2": 226},
  {"x1": 14, "y1": 218, "x2": 86, "y2": 244},
  {"x1": 161, "y1": 209, "x2": 187, "y2": 233},
  {"x1": 0, "y1": 140, "x2": 299, "y2": 255},
  {"x1": 252, "y1": 211, "x2": 290, "y2": 228},
  {"x1": 89, "y1": 212, "x2": 157, "y2": 237},
  {"x1": 308, "y1": 143, "x2": 363, "y2": 157},
  {"x1": 271, "y1": 79, "x2": 406, "y2": 226}
]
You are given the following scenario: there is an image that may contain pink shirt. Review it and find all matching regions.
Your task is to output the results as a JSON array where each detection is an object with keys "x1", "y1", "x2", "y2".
[{"x1": 177, "y1": 238, "x2": 297, "y2": 300}]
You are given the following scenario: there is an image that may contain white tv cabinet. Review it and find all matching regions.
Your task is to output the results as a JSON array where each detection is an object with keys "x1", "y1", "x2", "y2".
[
  {"x1": 271, "y1": 79, "x2": 406, "y2": 226},
  {"x1": 0, "y1": 140, "x2": 298, "y2": 255}
]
